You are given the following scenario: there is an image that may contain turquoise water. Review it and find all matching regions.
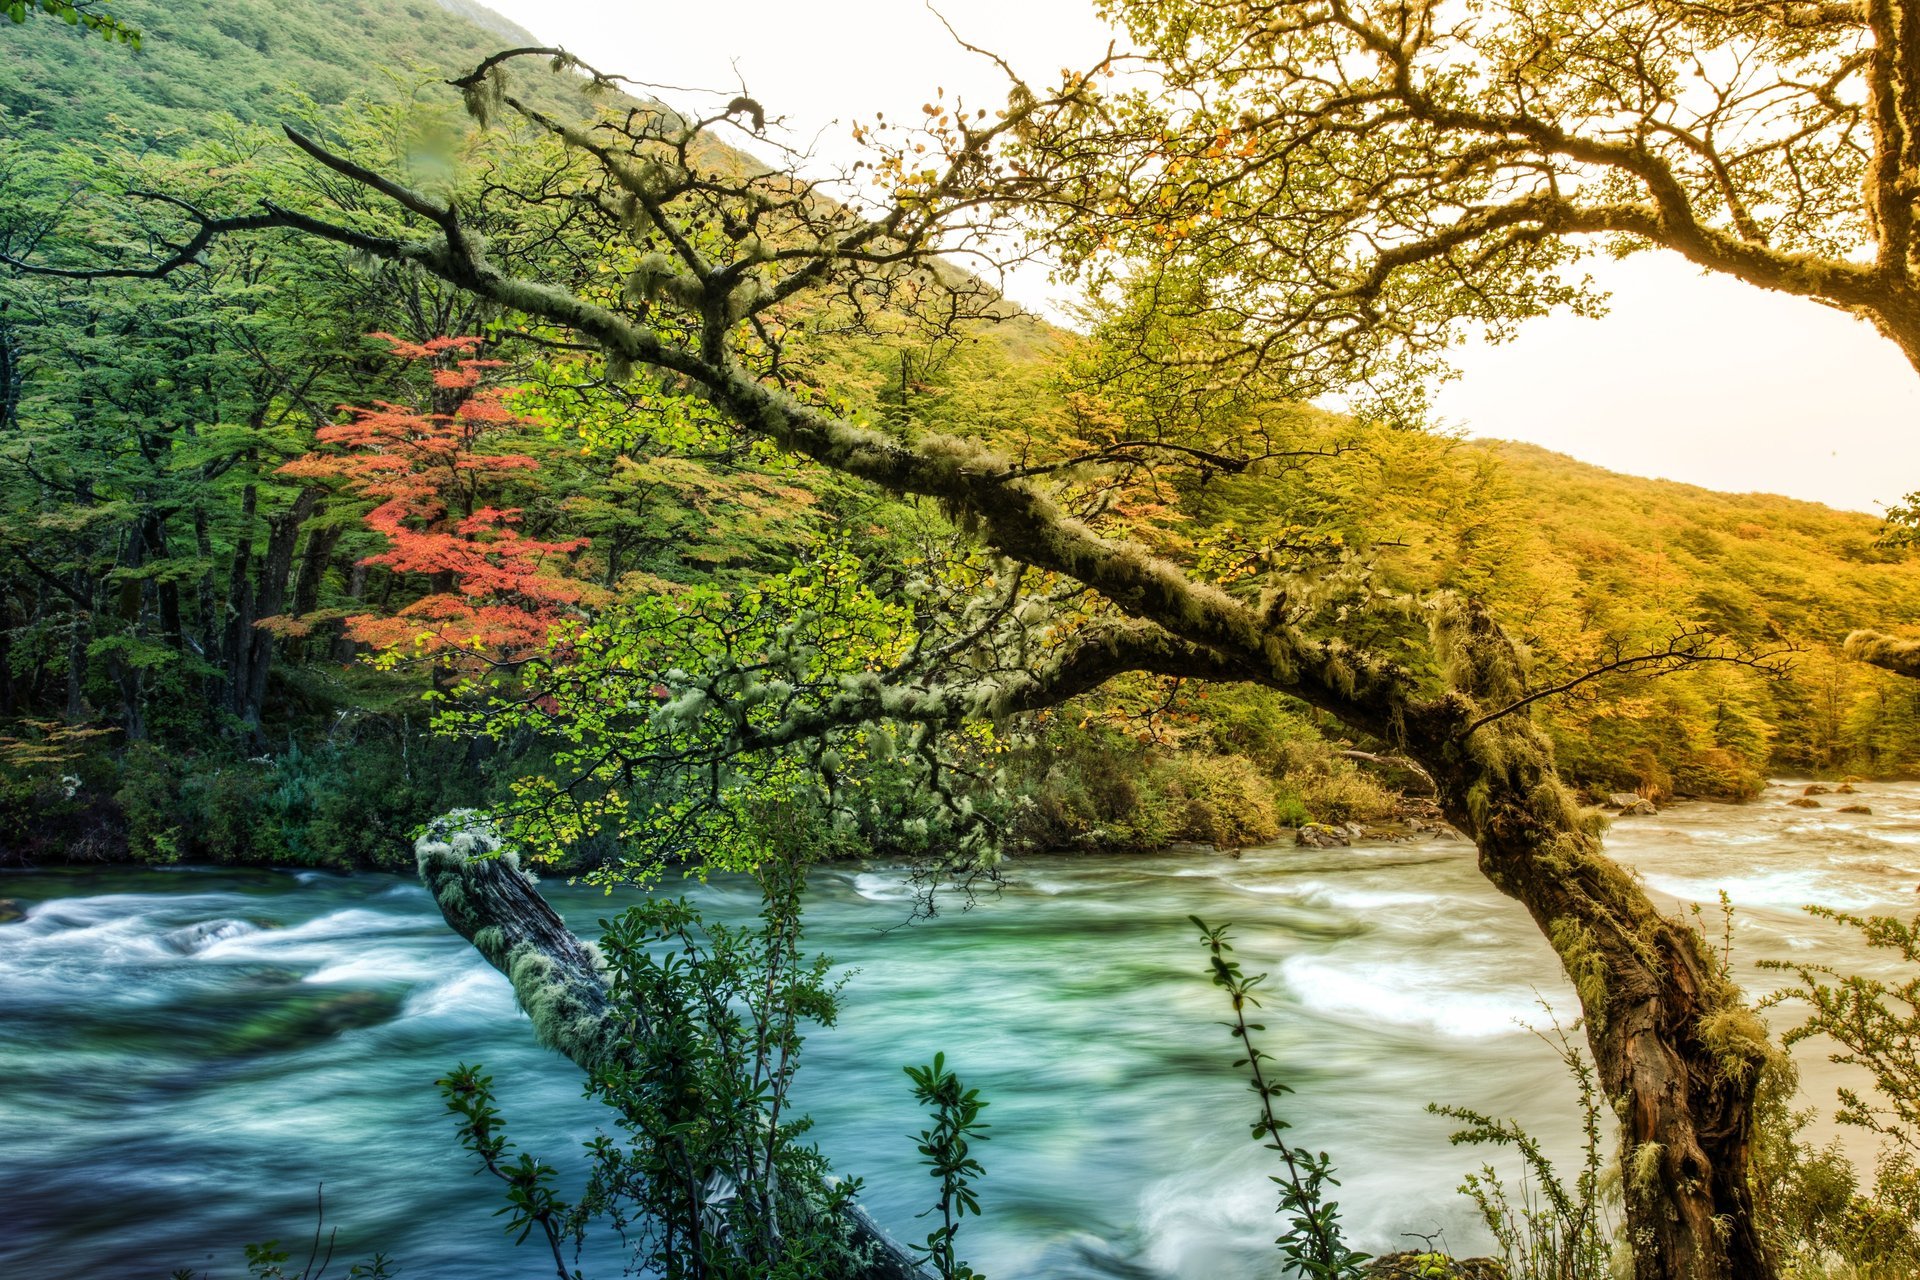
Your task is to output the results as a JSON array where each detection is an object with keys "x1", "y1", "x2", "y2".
[{"x1": 4, "y1": 779, "x2": 1917, "y2": 1278}]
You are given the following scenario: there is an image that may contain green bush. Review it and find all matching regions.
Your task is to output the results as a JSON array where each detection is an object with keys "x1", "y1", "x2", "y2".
[{"x1": 114, "y1": 742, "x2": 185, "y2": 863}]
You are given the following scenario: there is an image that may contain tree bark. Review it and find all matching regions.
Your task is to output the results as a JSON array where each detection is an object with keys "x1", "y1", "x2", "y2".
[
  {"x1": 1407, "y1": 608, "x2": 1773, "y2": 1280},
  {"x1": 412, "y1": 815, "x2": 938, "y2": 1280}
]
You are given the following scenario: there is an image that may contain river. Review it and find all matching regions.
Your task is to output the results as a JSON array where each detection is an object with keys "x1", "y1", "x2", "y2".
[{"x1": 4, "y1": 779, "x2": 1916, "y2": 1279}]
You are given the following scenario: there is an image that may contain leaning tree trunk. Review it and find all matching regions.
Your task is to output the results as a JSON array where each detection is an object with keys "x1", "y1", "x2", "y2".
[
  {"x1": 412, "y1": 814, "x2": 938, "y2": 1280},
  {"x1": 1411, "y1": 609, "x2": 1775, "y2": 1280}
]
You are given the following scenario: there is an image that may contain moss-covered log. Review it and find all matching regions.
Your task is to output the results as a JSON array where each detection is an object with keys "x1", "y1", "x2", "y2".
[
  {"x1": 1846, "y1": 629, "x2": 1920, "y2": 679},
  {"x1": 413, "y1": 812, "x2": 937, "y2": 1280}
]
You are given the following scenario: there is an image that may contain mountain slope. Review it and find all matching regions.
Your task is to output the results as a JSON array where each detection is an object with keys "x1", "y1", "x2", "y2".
[{"x1": 0, "y1": 0, "x2": 541, "y2": 141}]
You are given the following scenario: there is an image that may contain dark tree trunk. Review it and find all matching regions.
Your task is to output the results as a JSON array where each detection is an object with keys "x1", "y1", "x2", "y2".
[
  {"x1": 331, "y1": 560, "x2": 369, "y2": 663},
  {"x1": 224, "y1": 484, "x2": 258, "y2": 718},
  {"x1": 63, "y1": 577, "x2": 90, "y2": 725},
  {"x1": 193, "y1": 505, "x2": 221, "y2": 707},
  {"x1": 286, "y1": 523, "x2": 341, "y2": 663},
  {"x1": 238, "y1": 489, "x2": 319, "y2": 739},
  {"x1": 143, "y1": 513, "x2": 183, "y2": 651}
]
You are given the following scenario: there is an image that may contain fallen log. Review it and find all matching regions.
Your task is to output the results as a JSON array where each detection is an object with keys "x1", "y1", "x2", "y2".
[{"x1": 414, "y1": 811, "x2": 936, "y2": 1280}]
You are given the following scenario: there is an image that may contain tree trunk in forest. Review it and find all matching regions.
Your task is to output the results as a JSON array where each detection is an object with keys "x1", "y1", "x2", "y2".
[
  {"x1": 63, "y1": 577, "x2": 89, "y2": 724},
  {"x1": 224, "y1": 484, "x2": 258, "y2": 719},
  {"x1": 286, "y1": 524, "x2": 341, "y2": 663},
  {"x1": 142, "y1": 513, "x2": 183, "y2": 651},
  {"x1": 412, "y1": 815, "x2": 939, "y2": 1280},
  {"x1": 193, "y1": 505, "x2": 222, "y2": 708},
  {"x1": 331, "y1": 560, "x2": 368, "y2": 663},
  {"x1": 237, "y1": 489, "x2": 318, "y2": 738},
  {"x1": 110, "y1": 521, "x2": 148, "y2": 740}
]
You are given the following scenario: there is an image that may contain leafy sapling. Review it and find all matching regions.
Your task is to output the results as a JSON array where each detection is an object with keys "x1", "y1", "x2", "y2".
[
  {"x1": 905, "y1": 1052, "x2": 990, "y2": 1280},
  {"x1": 1191, "y1": 916, "x2": 1370, "y2": 1279},
  {"x1": 437, "y1": 1065, "x2": 579, "y2": 1280},
  {"x1": 1429, "y1": 1011, "x2": 1615, "y2": 1280}
]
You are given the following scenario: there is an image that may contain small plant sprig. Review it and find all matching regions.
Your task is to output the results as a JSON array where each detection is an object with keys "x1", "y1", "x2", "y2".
[
  {"x1": 905, "y1": 1052, "x2": 990, "y2": 1280},
  {"x1": 1191, "y1": 916, "x2": 1370, "y2": 1279},
  {"x1": 1429, "y1": 1007, "x2": 1615, "y2": 1280},
  {"x1": 168, "y1": 1188, "x2": 396, "y2": 1280},
  {"x1": 437, "y1": 1064, "x2": 579, "y2": 1280}
]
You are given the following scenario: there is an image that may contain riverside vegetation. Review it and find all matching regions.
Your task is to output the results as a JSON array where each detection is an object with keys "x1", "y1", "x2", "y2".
[{"x1": 12, "y1": 0, "x2": 1920, "y2": 1277}]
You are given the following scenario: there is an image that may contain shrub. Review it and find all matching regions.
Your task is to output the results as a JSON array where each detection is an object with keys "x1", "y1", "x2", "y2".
[
  {"x1": 1163, "y1": 754, "x2": 1281, "y2": 848},
  {"x1": 115, "y1": 742, "x2": 185, "y2": 863}
]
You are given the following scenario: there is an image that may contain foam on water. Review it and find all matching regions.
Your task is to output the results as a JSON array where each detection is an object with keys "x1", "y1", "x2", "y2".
[
  {"x1": 1280, "y1": 954, "x2": 1538, "y2": 1039},
  {"x1": 398, "y1": 964, "x2": 513, "y2": 1021},
  {"x1": 1641, "y1": 867, "x2": 1896, "y2": 913}
]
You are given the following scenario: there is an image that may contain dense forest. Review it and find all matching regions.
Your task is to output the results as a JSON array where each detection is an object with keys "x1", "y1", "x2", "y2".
[
  {"x1": 8, "y1": 0, "x2": 1920, "y2": 872},
  {"x1": 12, "y1": 2, "x2": 1920, "y2": 1279}
]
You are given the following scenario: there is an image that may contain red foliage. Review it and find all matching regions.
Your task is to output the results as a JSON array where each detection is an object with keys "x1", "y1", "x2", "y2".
[{"x1": 279, "y1": 334, "x2": 589, "y2": 662}]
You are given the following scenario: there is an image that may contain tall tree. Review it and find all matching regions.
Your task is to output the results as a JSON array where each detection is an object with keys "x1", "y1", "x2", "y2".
[{"x1": 27, "y1": 42, "x2": 1806, "y2": 1279}]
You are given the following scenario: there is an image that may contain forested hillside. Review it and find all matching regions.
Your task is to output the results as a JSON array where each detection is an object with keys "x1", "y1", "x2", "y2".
[{"x1": 6, "y1": 0, "x2": 1920, "y2": 873}]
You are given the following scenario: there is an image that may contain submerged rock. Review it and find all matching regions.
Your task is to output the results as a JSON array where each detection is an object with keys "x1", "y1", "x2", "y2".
[
  {"x1": 1367, "y1": 1252, "x2": 1506, "y2": 1279},
  {"x1": 1839, "y1": 804, "x2": 1873, "y2": 815},
  {"x1": 0, "y1": 898, "x2": 23, "y2": 925},
  {"x1": 1788, "y1": 796, "x2": 1822, "y2": 808},
  {"x1": 1804, "y1": 783, "x2": 1832, "y2": 796},
  {"x1": 1837, "y1": 782, "x2": 1860, "y2": 794},
  {"x1": 160, "y1": 918, "x2": 259, "y2": 954}
]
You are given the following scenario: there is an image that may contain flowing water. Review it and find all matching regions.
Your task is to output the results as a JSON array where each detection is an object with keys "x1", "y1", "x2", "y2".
[{"x1": 5, "y1": 779, "x2": 1920, "y2": 1279}]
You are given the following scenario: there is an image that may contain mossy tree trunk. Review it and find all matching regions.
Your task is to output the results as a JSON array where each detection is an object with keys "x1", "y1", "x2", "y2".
[{"x1": 1422, "y1": 730, "x2": 1771, "y2": 1280}]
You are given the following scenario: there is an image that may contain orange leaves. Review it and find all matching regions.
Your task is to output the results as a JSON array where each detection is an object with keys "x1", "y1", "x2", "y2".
[{"x1": 279, "y1": 333, "x2": 594, "y2": 666}]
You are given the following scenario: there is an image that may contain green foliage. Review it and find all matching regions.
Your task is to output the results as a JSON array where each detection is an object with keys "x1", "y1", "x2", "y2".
[
  {"x1": 1749, "y1": 911, "x2": 1920, "y2": 1277},
  {"x1": 426, "y1": 851, "x2": 993, "y2": 1280},
  {"x1": 1750, "y1": 1057, "x2": 1920, "y2": 1280},
  {"x1": 168, "y1": 1191, "x2": 397, "y2": 1280},
  {"x1": 2, "y1": 0, "x2": 137, "y2": 46},
  {"x1": 438, "y1": 1065, "x2": 578, "y2": 1276},
  {"x1": 573, "y1": 860, "x2": 863, "y2": 1279},
  {"x1": 904, "y1": 1052, "x2": 990, "y2": 1280},
  {"x1": 1191, "y1": 917, "x2": 1370, "y2": 1279},
  {"x1": 0, "y1": 0, "x2": 548, "y2": 142},
  {"x1": 1430, "y1": 1017, "x2": 1616, "y2": 1280},
  {"x1": 1764, "y1": 910, "x2": 1920, "y2": 1152}
]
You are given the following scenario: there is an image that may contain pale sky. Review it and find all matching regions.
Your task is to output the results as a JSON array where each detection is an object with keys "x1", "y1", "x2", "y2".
[{"x1": 481, "y1": 0, "x2": 1920, "y2": 515}]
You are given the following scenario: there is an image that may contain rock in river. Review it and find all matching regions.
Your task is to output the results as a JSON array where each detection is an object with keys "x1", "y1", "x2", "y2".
[
  {"x1": 1606, "y1": 792, "x2": 1657, "y2": 815},
  {"x1": 1296, "y1": 823, "x2": 1352, "y2": 849}
]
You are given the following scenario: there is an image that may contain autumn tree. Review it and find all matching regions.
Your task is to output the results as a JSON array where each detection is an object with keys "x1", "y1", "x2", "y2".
[
  {"x1": 280, "y1": 334, "x2": 593, "y2": 663},
  {"x1": 1012, "y1": 0, "x2": 1920, "y2": 398}
]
